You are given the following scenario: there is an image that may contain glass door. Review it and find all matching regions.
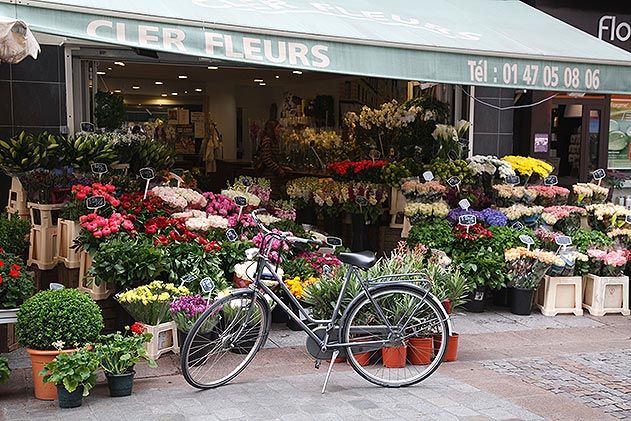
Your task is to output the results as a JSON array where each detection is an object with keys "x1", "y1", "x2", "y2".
[{"x1": 580, "y1": 105, "x2": 606, "y2": 182}]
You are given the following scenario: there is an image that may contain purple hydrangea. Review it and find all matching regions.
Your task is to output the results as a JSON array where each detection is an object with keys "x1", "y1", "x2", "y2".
[
  {"x1": 169, "y1": 295, "x2": 208, "y2": 318},
  {"x1": 480, "y1": 208, "x2": 508, "y2": 227},
  {"x1": 447, "y1": 208, "x2": 483, "y2": 225}
]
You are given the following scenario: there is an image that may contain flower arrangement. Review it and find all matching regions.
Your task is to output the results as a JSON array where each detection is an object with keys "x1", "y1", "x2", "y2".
[
  {"x1": 548, "y1": 249, "x2": 588, "y2": 277},
  {"x1": 608, "y1": 228, "x2": 631, "y2": 247},
  {"x1": 400, "y1": 179, "x2": 447, "y2": 203},
  {"x1": 169, "y1": 295, "x2": 210, "y2": 332},
  {"x1": 203, "y1": 192, "x2": 238, "y2": 218},
  {"x1": 528, "y1": 185, "x2": 570, "y2": 206},
  {"x1": 500, "y1": 204, "x2": 544, "y2": 226},
  {"x1": 586, "y1": 204, "x2": 630, "y2": 232},
  {"x1": 587, "y1": 248, "x2": 628, "y2": 276},
  {"x1": 252, "y1": 229, "x2": 291, "y2": 263},
  {"x1": 344, "y1": 181, "x2": 388, "y2": 222},
  {"x1": 0, "y1": 251, "x2": 35, "y2": 309},
  {"x1": 480, "y1": 208, "x2": 509, "y2": 227},
  {"x1": 220, "y1": 189, "x2": 261, "y2": 207},
  {"x1": 505, "y1": 247, "x2": 563, "y2": 289},
  {"x1": 453, "y1": 223, "x2": 493, "y2": 242},
  {"x1": 268, "y1": 199, "x2": 297, "y2": 221},
  {"x1": 116, "y1": 281, "x2": 190, "y2": 325},
  {"x1": 492, "y1": 185, "x2": 535, "y2": 206},
  {"x1": 185, "y1": 215, "x2": 230, "y2": 231},
  {"x1": 345, "y1": 100, "x2": 424, "y2": 131},
  {"x1": 501, "y1": 156, "x2": 553, "y2": 178},
  {"x1": 298, "y1": 252, "x2": 342, "y2": 275},
  {"x1": 313, "y1": 179, "x2": 349, "y2": 214},
  {"x1": 405, "y1": 201, "x2": 450, "y2": 222},
  {"x1": 572, "y1": 183, "x2": 609, "y2": 205},
  {"x1": 284, "y1": 276, "x2": 319, "y2": 300},
  {"x1": 446, "y1": 208, "x2": 482, "y2": 225},
  {"x1": 327, "y1": 159, "x2": 389, "y2": 183},
  {"x1": 77, "y1": 212, "x2": 136, "y2": 252},
  {"x1": 230, "y1": 176, "x2": 271, "y2": 204},
  {"x1": 467, "y1": 155, "x2": 516, "y2": 179},
  {"x1": 541, "y1": 206, "x2": 586, "y2": 234},
  {"x1": 286, "y1": 177, "x2": 327, "y2": 207},
  {"x1": 430, "y1": 159, "x2": 475, "y2": 186},
  {"x1": 151, "y1": 187, "x2": 207, "y2": 210},
  {"x1": 381, "y1": 161, "x2": 412, "y2": 188}
]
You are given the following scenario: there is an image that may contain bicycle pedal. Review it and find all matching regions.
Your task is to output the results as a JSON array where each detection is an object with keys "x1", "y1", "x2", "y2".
[{"x1": 314, "y1": 360, "x2": 322, "y2": 369}]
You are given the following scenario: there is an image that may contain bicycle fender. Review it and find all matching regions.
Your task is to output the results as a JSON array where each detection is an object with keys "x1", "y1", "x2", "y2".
[{"x1": 338, "y1": 282, "x2": 453, "y2": 342}]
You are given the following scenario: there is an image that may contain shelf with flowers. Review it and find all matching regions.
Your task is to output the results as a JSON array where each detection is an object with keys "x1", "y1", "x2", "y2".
[
  {"x1": 585, "y1": 203, "x2": 630, "y2": 232},
  {"x1": 583, "y1": 248, "x2": 630, "y2": 316},
  {"x1": 535, "y1": 248, "x2": 587, "y2": 317}
]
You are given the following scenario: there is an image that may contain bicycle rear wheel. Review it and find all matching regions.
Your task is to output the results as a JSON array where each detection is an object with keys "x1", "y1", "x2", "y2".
[
  {"x1": 341, "y1": 284, "x2": 449, "y2": 388},
  {"x1": 181, "y1": 290, "x2": 270, "y2": 389}
]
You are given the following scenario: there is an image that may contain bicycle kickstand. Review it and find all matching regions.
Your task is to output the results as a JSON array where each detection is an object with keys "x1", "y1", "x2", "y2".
[{"x1": 321, "y1": 349, "x2": 338, "y2": 394}]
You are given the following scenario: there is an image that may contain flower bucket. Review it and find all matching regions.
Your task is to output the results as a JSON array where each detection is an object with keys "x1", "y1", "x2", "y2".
[
  {"x1": 57, "y1": 385, "x2": 84, "y2": 408},
  {"x1": 105, "y1": 371, "x2": 135, "y2": 397},
  {"x1": 26, "y1": 348, "x2": 62, "y2": 400},
  {"x1": 433, "y1": 333, "x2": 459, "y2": 362},
  {"x1": 382, "y1": 345, "x2": 406, "y2": 368},
  {"x1": 509, "y1": 287, "x2": 534, "y2": 315},
  {"x1": 408, "y1": 337, "x2": 433, "y2": 365}
]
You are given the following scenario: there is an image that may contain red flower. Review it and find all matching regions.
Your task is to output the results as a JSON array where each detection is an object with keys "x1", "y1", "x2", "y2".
[
  {"x1": 130, "y1": 322, "x2": 145, "y2": 335},
  {"x1": 0, "y1": 260, "x2": 4, "y2": 268},
  {"x1": 0, "y1": 274, "x2": 2, "y2": 285},
  {"x1": 9, "y1": 269, "x2": 19, "y2": 278},
  {"x1": 10, "y1": 263, "x2": 21, "y2": 272}
]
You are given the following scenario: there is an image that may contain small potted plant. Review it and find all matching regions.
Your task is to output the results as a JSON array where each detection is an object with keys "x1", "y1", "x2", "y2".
[
  {"x1": 0, "y1": 250, "x2": 35, "y2": 323},
  {"x1": 95, "y1": 324, "x2": 157, "y2": 397},
  {"x1": 15, "y1": 289, "x2": 103, "y2": 400},
  {"x1": 41, "y1": 345, "x2": 99, "y2": 408}
]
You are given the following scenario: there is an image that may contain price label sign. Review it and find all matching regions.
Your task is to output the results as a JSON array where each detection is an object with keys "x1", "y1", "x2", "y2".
[
  {"x1": 241, "y1": 177, "x2": 252, "y2": 187},
  {"x1": 447, "y1": 176, "x2": 461, "y2": 188},
  {"x1": 49, "y1": 282, "x2": 65, "y2": 290},
  {"x1": 172, "y1": 168, "x2": 185, "y2": 176},
  {"x1": 555, "y1": 235, "x2": 572, "y2": 246},
  {"x1": 85, "y1": 195, "x2": 106, "y2": 211},
  {"x1": 592, "y1": 168, "x2": 606, "y2": 181},
  {"x1": 226, "y1": 228, "x2": 238, "y2": 242},
  {"x1": 458, "y1": 199, "x2": 471, "y2": 210},
  {"x1": 626, "y1": 214, "x2": 631, "y2": 225},
  {"x1": 200, "y1": 277, "x2": 215, "y2": 294},
  {"x1": 180, "y1": 274, "x2": 197, "y2": 284},
  {"x1": 80, "y1": 122, "x2": 95, "y2": 133},
  {"x1": 322, "y1": 264, "x2": 332, "y2": 275},
  {"x1": 355, "y1": 196, "x2": 368, "y2": 206},
  {"x1": 369, "y1": 149, "x2": 381, "y2": 160},
  {"x1": 458, "y1": 214, "x2": 477, "y2": 227},
  {"x1": 422, "y1": 171, "x2": 434, "y2": 182},
  {"x1": 140, "y1": 167, "x2": 155, "y2": 180},
  {"x1": 519, "y1": 234, "x2": 535, "y2": 250},
  {"x1": 234, "y1": 196, "x2": 248, "y2": 207},
  {"x1": 506, "y1": 175, "x2": 521, "y2": 186},
  {"x1": 511, "y1": 221, "x2": 525, "y2": 230},
  {"x1": 543, "y1": 175, "x2": 558, "y2": 186},
  {"x1": 91, "y1": 163, "x2": 108, "y2": 176}
]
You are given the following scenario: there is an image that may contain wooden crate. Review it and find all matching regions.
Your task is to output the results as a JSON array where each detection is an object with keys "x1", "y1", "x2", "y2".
[
  {"x1": 57, "y1": 266, "x2": 80, "y2": 289},
  {"x1": 55, "y1": 219, "x2": 81, "y2": 269},
  {"x1": 0, "y1": 323, "x2": 20, "y2": 353}
]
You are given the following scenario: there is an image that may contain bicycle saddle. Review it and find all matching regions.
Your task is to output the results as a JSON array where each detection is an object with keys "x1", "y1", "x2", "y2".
[{"x1": 338, "y1": 251, "x2": 377, "y2": 269}]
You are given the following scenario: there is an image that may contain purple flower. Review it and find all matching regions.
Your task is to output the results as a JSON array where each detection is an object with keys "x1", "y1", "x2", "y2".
[
  {"x1": 447, "y1": 208, "x2": 483, "y2": 225},
  {"x1": 480, "y1": 208, "x2": 508, "y2": 227},
  {"x1": 170, "y1": 295, "x2": 209, "y2": 318}
]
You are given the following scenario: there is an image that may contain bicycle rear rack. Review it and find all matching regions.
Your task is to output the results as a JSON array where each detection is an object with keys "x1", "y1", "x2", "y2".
[{"x1": 367, "y1": 273, "x2": 432, "y2": 289}]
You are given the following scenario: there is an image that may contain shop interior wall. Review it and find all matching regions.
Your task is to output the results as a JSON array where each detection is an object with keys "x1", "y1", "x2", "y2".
[
  {"x1": 471, "y1": 87, "x2": 515, "y2": 157},
  {"x1": 0, "y1": 45, "x2": 67, "y2": 209}
]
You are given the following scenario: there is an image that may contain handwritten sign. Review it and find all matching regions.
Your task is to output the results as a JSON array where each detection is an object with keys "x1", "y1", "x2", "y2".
[
  {"x1": 458, "y1": 214, "x2": 477, "y2": 227},
  {"x1": 200, "y1": 277, "x2": 215, "y2": 294},
  {"x1": 447, "y1": 176, "x2": 461, "y2": 188},
  {"x1": 511, "y1": 221, "x2": 525, "y2": 230},
  {"x1": 458, "y1": 199, "x2": 471, "y2": 210},
  {"x1": 326, "y1": 236, "x2": 343, "y2": 247},
  {"x1": 49, "y1": 283, "x2": 65, "y2": 290},
  {"x1": 369, "y1": 149, "x2": 381, "y2": 160},
  {"x1": 80, "y1": 122, "x2": 95, "y2": 133},
  {"x1": 592, "y1": 168, "x2": 606, "y2": 181},
  {"x1": 519, "y1": 235, "x2": 535, "y2": 246},
  {"x1": 422, "y1": 171, "x2": 434, "y2": 182},
  {"x1": 226, "y1": 228, "x2": 238, "y2": 242},
  {"x1": 543, "y1": 175, "x2": 558, "y2": 186},
  {"x1": 241, "y1": 177, "x2": 252, "y2": 187},
  {"x1": 555, "y1": 235, "x2": 572, "y2": 246},
  {"x1": 322, "y1": 264, "x2": 332, "y2": 275},
  {"x1": 85, "y1": 195, "x2": 106, "y2": 211},
  {"x1": 140, "y1": 167, "x2": 155, "y2": 180},
  {"x1": 180, "y1": 274, "x2": 197, "y2": 284},
  {"x1": 91, "y1": 163, "x2": 108, "y2": 175},
  {"x1": 626, "y1": 214, "x2": 631, "y2": 225},
  {"x1": 355, "y1": 196, "x2": 368, "y2": 206},
  {"x1": 234, "y1": 196, "x2": 247, "y2": 207},
  {"x1": 506, "y1": 175, "x2": 520, "y2": 186}
]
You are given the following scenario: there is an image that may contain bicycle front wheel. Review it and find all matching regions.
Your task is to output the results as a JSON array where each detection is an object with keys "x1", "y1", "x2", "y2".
[
  {"x1": 181, "y1": 290, "x2": 270, "y2": 389},
  {"x1": 341, "y1": 284, "x2": 449, "y2": 388}
]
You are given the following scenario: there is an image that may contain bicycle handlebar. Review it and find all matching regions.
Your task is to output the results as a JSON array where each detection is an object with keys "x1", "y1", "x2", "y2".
[{"x1": 251, "y1": 208, "x2": 322, "y2": 247}]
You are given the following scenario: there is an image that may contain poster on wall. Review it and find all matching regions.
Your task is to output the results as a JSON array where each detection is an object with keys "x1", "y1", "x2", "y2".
[
  {"x1": 534, "y1": 133, "x2": 549, "y2": 153},
  {"x1": 608, "y1": 98, "x2": 631, "y2": 170}
]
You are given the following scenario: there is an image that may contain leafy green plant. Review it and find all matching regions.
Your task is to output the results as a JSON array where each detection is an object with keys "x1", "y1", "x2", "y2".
[
  {"x1": 487, "y1": 226, "x2": 539, "y2": 255},
  {"x1": 0, "y1": 357, "x2": 9, "y2": 384},
  {"x1": 430, "y1": 159, "x2": 475, "y2": 186},
  {"x1": 572, "y1": 229, "x2": 613, "y2": 253},
  {"x1": 453, "y1": 246, "x2": 507, "y2": 290},
  {"x1": 95, "y1": 328, "x2": 157, "y2": 374},
  {"x1": 302, "y1": 266, "x2": 360, "y2": 319},
  {"x1": 0, "y1": 252, "x2": 35, "y2": 309},
  {"x1": 16, "y1": 289, "x2": 104, "y2": 350},
  {"x1": 381, "y1": 161, "x2": 412, "y2": 188},
  {"x1": 216, "y1": 240, "x2": 255, "y2": 279},
  {"x1": 0, "y1": 211, "x2": 30, "y2": 256},
  {"x1": 95, "y1": 91, "x2": 126, "y2": 130},
  {"x1": 89, "y1": 235, "x2": 163, "y2": 290},
  {"x1": 426, "y1": 263, "x2": 473, "y2": 309},
  {"x1": 41, "y1": 347, "x2": 99, "y2": 396},
  {"x1": 406, "y1": 219, "x2": 454, "y2": 251},
  {"x1": 57, "y1": 133, "x2": 118, "y2": 171},
  {"x1": 0, "y1": 131, "x2": 59, "y2": 173},
  {"x1": 282, "y1": 257, "x2": 318, "y2": 280},
  {"x1": 128, "y1": 138, "x2": 175, "y2": 173},
  {"x1": 161, "y1": 242, "x2": 224, "y2": 292}
]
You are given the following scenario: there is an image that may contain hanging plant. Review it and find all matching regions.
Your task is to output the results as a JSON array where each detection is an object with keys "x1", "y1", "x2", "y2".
[{"x1": 95, "y1": 91, "x2": 126, "y2": 130}]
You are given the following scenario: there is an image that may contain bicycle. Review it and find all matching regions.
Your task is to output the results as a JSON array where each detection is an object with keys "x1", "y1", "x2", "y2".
[{"x1": 180, "y1": 209, "x2": 452, "y2": 393}]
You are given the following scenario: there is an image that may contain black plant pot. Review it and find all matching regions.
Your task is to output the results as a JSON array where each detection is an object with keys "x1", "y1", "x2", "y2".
[
  {"x1": 57, "y1": 385, "x2": 84, "y2": 408},
  {"x1": 296, "y1": 207, "x2": 317, "y2": 225},
  {"x1": 286, "y1": 301, "x2": 304, "y2": 331},
  {"x1": 492, "y1": 287, "x2": 510, "y2": 307},
  {"x1": 509, "y1": 287, "x2": 534, "y2": 316},
  {"x1": 271, "y1": 301, "x2": 289, "y2": 323},
  {"x1": 179, "y1": 330, "x2": 218, "y2": 363},
  {"x1": 105, "y1": 371, "x2": 135, "y2": 397},
  {"x1": 464, "y1": 287, "x2": 487, "y2": 313}
]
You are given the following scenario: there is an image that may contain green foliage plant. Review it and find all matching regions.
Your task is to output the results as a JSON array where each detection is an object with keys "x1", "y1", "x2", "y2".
[
  {"x1": 16, "y1": 289, "x2": 103, "y2": 350},
  {"x1": 95, "y1": 91, "x2": 126, "y2": 130},
  {"x1": 95, "y1": 328, "x2": 157, "y2": 375},
  {"x1": 0, "y1": 211, "x2": 31, "y2": 255},
  {"x1": 0, "y1": 252, "x2": 35, "y2": 309},
  {"x1": 0, "y1": 357, "x2": 9, "y2": 384},
  {"x1": 302, "y1": 265, "x2": 360, "y2": 319},
  {"x1": 572, "y1": 229, "x2": 613, "y2": 253},
  {"x1": 406, "y1": 219, "x2": 454, "y2": 252},
  {"x1": 41, "y1": 346, "x2": 99, "y2": 396}
]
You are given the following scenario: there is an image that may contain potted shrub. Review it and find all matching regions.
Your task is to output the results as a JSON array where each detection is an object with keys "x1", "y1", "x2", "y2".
[
  {"x1": 95, "y1": 324, "x2": 157, "y2": 397},
  {"x1": 41, "y1": 346, "x2": 99, "y2": 408},
  {"x1": 15, "y1": 289, "x2": 103, "y2": 400},
  {"x1": 0, "y1": 212, "x2": 31, "y2": 258},
  {"x1": 0, "y1": 251, "x2": 35, "y2": 323},
  {"x1": 0, "y1": 356, "x2": 9, "y2": 384}
]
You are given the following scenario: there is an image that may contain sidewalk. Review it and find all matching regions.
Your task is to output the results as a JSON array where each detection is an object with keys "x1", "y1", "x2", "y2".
[{"x1": 1, "y1": 309, "x2": 630, "y2": 421}]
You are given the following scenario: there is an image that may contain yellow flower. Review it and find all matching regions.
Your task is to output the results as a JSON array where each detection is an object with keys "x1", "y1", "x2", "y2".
[{"x1": 502, "y1": 156, "x2": 553, "y2": 177}]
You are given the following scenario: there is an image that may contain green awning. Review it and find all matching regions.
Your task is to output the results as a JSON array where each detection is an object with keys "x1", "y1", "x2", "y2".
[{"x1": 3, "y1": 0, "x2": 631, "y2": 93}]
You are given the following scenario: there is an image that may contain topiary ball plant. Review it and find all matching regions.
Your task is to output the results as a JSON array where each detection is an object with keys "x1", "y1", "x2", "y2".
[{"x1": 16, "y1": 289, "x2": 103, "y2": 351}]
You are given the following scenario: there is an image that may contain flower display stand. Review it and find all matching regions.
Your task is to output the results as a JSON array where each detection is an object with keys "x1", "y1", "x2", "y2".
[
  {"x1": 78, "y1": 251, "x2": 112, "y2": 300},
  {"x1": 7, "y1": 176, "x2": 29, "y2": 219},
  {"x1": 389, "y1": 187, "x2": 406, "y2": 229},
  {"x1": 144, "y1": 321, "x2": 180, "y2": 360},
  {"x1": 401, "y1": 217, "x2": 412, "y2": 238},
  {"x1": 55, "y1": 219, "x2": 82, "y2": 269},
  {"x1": 27, "y1": 203, "x2": 63, "y2": 270},
  {"x1": 582, "y1": 274, "x2": 630, "y2": 316},
  {"x1": 0, "y1": 308, "x2": 19, "y2": 324},
  {"x1": 535, "y1": 276, "x2": 583, "y2": 316}
]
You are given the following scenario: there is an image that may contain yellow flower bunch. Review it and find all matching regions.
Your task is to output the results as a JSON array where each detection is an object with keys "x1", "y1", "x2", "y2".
[
  {"x1": 501, "y1": 156, "x2": 553, "y2": 177},
  {"x1": 118, "y1": 281, "x2": 190, "y2": 305},
  {"x1": 284, "y1": 276, "x2": 319, "y2": 299}
]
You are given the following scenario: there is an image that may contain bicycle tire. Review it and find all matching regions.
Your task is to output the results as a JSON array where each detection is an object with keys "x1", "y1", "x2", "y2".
[
  {"x1": 341, "y1": 284, "x2": 449, "y2": 388},
  {"x1": 181, "y1": 289, "x2": 270, "y2": 389}
]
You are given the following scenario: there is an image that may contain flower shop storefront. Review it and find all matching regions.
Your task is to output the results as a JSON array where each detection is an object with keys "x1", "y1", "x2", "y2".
[{"x1": 2, "y1": 0, "x2": 631, "y2": 405}]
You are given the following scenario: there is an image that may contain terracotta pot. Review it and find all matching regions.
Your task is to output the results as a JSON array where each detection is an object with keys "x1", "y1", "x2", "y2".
[
  {"x1": 382, "y1": 345, "x2": 407, "y2": 368},
  {"x1": 433, "y1": 333, "x2": 459, "y2": 362},
  {"x1": 408, "y1": 337, "x2": 433, "y2": 365},
  {"x1": 354, "y1": 351, "x2": 372, "y2": 366},
  {"x1": 441, "y1": 299, "x2": 452, "y2": 315},
  {"x1": 26, "y1": 348, "x2": 76, "y2": 400}
]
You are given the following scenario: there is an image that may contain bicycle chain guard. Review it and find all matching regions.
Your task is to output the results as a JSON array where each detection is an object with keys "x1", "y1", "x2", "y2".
[{"x1": 306, "y1": 326, "x2": 347, "y2": 360}]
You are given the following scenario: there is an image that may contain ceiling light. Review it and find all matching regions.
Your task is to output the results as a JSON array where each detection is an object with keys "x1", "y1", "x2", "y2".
[
  {"x1": 138, "y1": 103, "x2": 142, "y2": 106},
  {"x1": 132, "y1": 86, "x2": 140, "y2": 90},
  {"x1": 259, "y1": 83, "x2": 266, "y2": 86},
  {"x1": 254, "y1": 79, "x2": 264, "y2": 82},
  {"x1": 96, "y1": 71, "x2": 106, "y2": 75},
  {"x1": 155, "y1": 81, "x2": 163, "y2": 85},
  {"x1": 178, "y1": 75, "x2": 188, "y2": 79},
  {"x1": 292, "y1": 70, "x2": 303, "y2": 75},
  {"x1": 184, "y1": 90, "x2": 188, "y2": 94},
  {"x1": 107, "y1": 67, "x2": 112, "y2": 71},
  {"x1": 207, "y1": 66, "x2": 218, "y2": 70},
  {"x1": 195, "y1": 88, "x2": 202, "y2": 92},
  {"x1": 161, "y1": 93, "x2": 168, "y2": 97},
  {"x1": 114, "y1": 61, "x2": 125, "y2": 66},
  {"x1": 171, "y1": 92, "x2": 178, "y2": 96},
  {"x1": 114, "y1": 89, "x2": 121, "y2": 93},
  {"x1": 275, "y1": 75, "x2": 280, "y2": 79}
]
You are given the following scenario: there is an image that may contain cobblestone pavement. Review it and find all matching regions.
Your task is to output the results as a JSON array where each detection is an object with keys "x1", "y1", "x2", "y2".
[{"x1": 484, "y1": 350, "x2": 631, "y2": 419}]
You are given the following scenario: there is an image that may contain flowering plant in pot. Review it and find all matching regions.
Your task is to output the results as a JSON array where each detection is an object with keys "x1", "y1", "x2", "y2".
[
  {"x1": 0, "y1": 251, "x2": 35, "y2": 310},
  {"x1": 41, "y1": 345, "x2": 99, "y2": 408},
  {"x1": 15, "y1": 289, "x2": 103, "y2": 400},
  {"x1": 586, "y1": 248, "x2": 628, "y2": 277},
  {"x1": 586, "y1": 204, "x2": 629, "y2": 232},
  {"x1": 0, "y1": 212, "x2": 31, "y2": 256},
  {"x1": 529, "y1": 185, "x2": 570, "y2": 207},
  {"x1": 405, "y1": 201, "x2": 450, "y2": 223},
  {"x1": 95, "y1": 324, "x2": 157, "y2": 397}
]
